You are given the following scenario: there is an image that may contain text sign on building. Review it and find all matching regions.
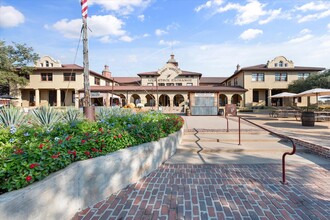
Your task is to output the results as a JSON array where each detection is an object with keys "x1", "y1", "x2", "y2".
[
  {"x1": 195, "y1": 93, "x2": 214, "y2": 97},
  {"x1": 91, "y1": 92, "x2": 101, "y2": 97}
]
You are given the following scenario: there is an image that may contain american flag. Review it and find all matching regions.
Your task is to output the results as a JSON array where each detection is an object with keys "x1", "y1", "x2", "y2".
[{"x1": 81, "y1": 0, "x2": 88, "y2": 19}]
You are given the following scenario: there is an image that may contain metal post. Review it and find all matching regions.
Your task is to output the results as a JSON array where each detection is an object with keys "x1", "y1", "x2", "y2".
[
  {"x1": 111, "y1": 78, "x2": 114, "y2": 107},
  {"x1": 238, "y1": 116, "x2": 241, "y2": 145},
  {"x1": 226, "y1": 115, "x2": 229, "y2": 132}
]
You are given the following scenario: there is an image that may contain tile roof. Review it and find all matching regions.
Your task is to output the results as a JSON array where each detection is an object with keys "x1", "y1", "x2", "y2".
[
  {"x1": 137, "y1": 70, "x2": 202, "y2": 76},
  {"x1": 200, "y1": 77, "x2": 228, "y2": 83},
  {"x1": 113, "y1": 77, "x2": 141, "y2": 84}
]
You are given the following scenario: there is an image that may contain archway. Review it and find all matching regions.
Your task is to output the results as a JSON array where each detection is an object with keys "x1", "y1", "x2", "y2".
[
  {"x1": 130, "y1": 94, "x2": 141, "y2": 105},
  {"x1": 159, "y1": 94, "x2": 170, "y2": 107},
  {"x1": 173, "y1": 94, "x2": 184, "y2": 107},
  {"x1": 145, "y1": 94, "x2": 155, "y2": 106},
  {"x1": 219, "y1": 94, "x2": 228, "y2": 106},
  {"x1": 118, "y1": 94, "x2": 126, "y2": 106},
  {"x1": 231, "y1": 94, "x2": 242, "y2": 105}
]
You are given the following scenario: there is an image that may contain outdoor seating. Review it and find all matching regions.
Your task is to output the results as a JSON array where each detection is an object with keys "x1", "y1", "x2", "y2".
[{"x1": 269, "y1": 107, "x2": 301, "y2": 119}]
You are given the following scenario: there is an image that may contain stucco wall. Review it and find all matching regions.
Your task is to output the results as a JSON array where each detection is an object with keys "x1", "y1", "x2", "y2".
[{"x1": 0, "y1": 128, "x2": 183, "y2": 220}]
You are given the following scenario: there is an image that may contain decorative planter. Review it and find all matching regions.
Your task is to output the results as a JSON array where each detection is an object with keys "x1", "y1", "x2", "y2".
[
  {"x1": 301, "y1": 111, "x2": 315, "y2": 127},
  {"x1": 0, "y1": 128, "x2": 183, "y2": 220}
]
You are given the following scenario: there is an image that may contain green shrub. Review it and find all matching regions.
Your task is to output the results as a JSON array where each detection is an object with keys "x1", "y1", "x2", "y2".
[
  {"x1": 31, "y1": 106, "x2": 63, "y2": 130},
  {"x1": 0, "y1": 110, "x2": 183, "y2": 194},
  {"x1": 0, "y1": 107, "x2": 27, "y2": 128}
]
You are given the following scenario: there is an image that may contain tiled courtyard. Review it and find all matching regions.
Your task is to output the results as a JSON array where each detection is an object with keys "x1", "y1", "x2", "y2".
[{"x1": 73, "y1": 164, "x2": 330, "y2": 220}]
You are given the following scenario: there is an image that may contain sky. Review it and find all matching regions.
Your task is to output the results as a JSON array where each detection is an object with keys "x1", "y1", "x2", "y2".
[{"x1": 0, "y1": 0, "x2": 329, "y2": 77}]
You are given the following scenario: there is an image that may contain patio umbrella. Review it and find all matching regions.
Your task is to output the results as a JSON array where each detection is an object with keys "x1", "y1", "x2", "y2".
[
  {"x1": 296, "y1": 88, "x2": 330, "y2": 108},
  {"x1": 269, "y1": 92, "x2": 297, "y2": 98}
]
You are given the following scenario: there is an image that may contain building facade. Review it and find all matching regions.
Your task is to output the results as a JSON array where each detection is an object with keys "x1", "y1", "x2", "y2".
[
  {"x1": 14, "y1": 55, "x2": 325, "y2": 114},
  {"x1": 221, "y1": 56, "x2": 325, "y2": 107}
]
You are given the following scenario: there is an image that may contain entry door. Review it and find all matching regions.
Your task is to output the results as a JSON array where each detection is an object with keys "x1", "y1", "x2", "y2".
[{"x1": 49, "y1": 90, "x2": 57, "y2": 106}]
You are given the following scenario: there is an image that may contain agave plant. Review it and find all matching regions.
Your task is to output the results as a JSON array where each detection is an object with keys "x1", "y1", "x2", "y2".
[
  {"x1": 62, "y1": 108, "x2": 82, "y2": 123},
  {"x1": 30, "y1": 106, "x2": 63, "y2": 130},
  {"x1": 0, "y1": 106, "x2": 27, "y2": 129}
]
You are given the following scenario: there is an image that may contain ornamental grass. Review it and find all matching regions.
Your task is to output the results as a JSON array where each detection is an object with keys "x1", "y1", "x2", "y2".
[{"x1": 0, "y1": 107, "x2": 183, "y2": 194}]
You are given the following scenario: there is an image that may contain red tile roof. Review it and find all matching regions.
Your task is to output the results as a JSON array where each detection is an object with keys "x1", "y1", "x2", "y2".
[
  {"x1": 200, "y1": 77, "x2": 228, "y2": 84},
  {"x1": 137, "y1": 70, "x2": 202, "y2": 76}
]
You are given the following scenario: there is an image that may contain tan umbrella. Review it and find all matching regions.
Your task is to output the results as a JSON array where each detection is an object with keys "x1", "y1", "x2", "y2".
[{"x1": 296, "y1": 88, "x2": 330, "y2": 108}]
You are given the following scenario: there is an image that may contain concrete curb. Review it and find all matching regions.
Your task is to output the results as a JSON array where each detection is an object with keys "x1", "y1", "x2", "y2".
[{"x1": 0, "y1": 128, "x2": 183, "y2": 220}]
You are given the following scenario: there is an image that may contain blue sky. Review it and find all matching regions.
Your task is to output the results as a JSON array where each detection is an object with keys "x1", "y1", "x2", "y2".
[{"x1": 1, "y1": 0, "x2": 329, "y2": 77}]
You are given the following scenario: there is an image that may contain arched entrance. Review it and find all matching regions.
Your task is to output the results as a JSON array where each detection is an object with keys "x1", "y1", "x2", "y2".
[
  {"x1": 219, "y1": 94, "x2": 228, "y2": 106},
  {"x1": 173, "y1": 94, "x2": 184, "y2": 107},
  {"x1": 146, "y1": 94, "x2": 155, "y2": 106},
  {"x1": 159, "y1": 94, "x2": 170, "y2": 107},
  {"x1": 118, "y1": 94, "x2": 126, "y2": 107},
  {"x1": 130, "y1": 94, "x2": 141, "y2": 105},
  {"x1": 231, "y1": 94, "x2": 242, "y2": 106}
]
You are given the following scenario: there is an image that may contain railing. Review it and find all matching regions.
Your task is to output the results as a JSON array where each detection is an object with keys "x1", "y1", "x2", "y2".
[{"x1": 238, "y1": 116, "x2": 296, "y2": 185}]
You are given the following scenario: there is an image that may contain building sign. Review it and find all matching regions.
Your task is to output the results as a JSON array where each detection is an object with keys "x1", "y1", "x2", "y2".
[
  {"x1": 195, "y1": 93, "x2": 214, "y2": 97},
  {"x1": 155, "y1": 78, "x2": 193, "y2": 82},
  {"x1": 91, "y1": 92, "x2": 101, "y2": 97}
]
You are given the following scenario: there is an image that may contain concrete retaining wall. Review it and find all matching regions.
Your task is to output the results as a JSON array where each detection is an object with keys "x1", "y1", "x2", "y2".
[{"x1": 0, "y1": 128, "x2": 183, "y2": 220}]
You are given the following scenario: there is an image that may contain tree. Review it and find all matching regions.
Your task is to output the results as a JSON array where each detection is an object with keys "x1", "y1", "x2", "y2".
[
  {"x1": 0, "y1": 41, "x2": 39, "y2": 95},
  {"x1": 288, "y1": 70, "x2": 330, "y2": 93}
]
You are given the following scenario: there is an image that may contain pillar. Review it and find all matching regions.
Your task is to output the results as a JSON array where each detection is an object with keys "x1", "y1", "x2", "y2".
[
  {"x1": 268, "y1": 89, "x2": 272, "y2": 107},
  {"x1": 56, "y1": 89, "x2": 61, "y2": 107},
  {"x1": 35, "y1": 89, "x2": 40, "y2": 107},
  {"x1": 75, "y1": 90, "x2": 79, "y2": 108}
]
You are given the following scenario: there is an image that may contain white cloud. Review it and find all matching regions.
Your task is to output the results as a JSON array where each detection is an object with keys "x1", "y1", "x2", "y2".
[
  {"x1": 300, "y1": 28, "x2": 311, "y2": 35},
  {"x1": 155, "y1": 29, "x2": 168, "y2": 36},
  {"x1": 296, "y1": 1, "x2": 330, "y2": 12},
  {"x1": 138, "y1": 15, "x2": 145, "y2": 21},
  {"x1": 259, "y1": 8, "x2": 281, "y2": 24},
  {"x1": 120, "y1": 35, "x2": 133, "y2": 42},
  {"x1": 328, "y1": 23, "x2": 330, "y2": 31},
  {"x1": 89, "y1": 0, "x2": 152, "y2": 15},
  {"x1": 288, "y1": 34, "x2": 314, "y2": 43},
  {"x1": 52, "y1": 15, "x2": 125, "y2": 39},
  {"x1": 239, "y1": 29, "x2": 263, "y2": 40},
  {"x1": 195, "y1": 0, "x2": 224, "y2": 12},
  {"x1": 99, "y1": 36, "x2": 112, "y2": 43},
  {"x1": 159, "y1": 40, "x2": 180, "y2": 47},
  {"x1": 297, "y1": 9, "x2": 330, "y2": 23},
  {"x1": 142, "y1": 33, "x2": 150, "y2": 37},
  {"x1": 0, "y1": 6, "x2": 25, "y2": 28}
]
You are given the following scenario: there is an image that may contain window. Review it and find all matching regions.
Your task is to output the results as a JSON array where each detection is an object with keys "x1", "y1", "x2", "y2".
[
  {"x1": 275, "y1": 73, "x2": 287, "y2": 81},
  {"x1": 228, "y1": 81, "x2": 232, "y2": 86},
  {"x1": 252, "y1": 73, "x2": 264, "y2": 81},
  {"x1": 175, "y1": 83, "x2": 182, "y2": 86},
  {"x1": 253, "y1": 91, "x2": 259, "y2": 102},
  {"x1": 274, "y1": 63, "x2": 278, "y2": 67},
  {"x1": 94, "y1": 77, "x2": 100, "y2": 85},
  {"x1": 63, "y1": 73, "x2": 76, "y2": 81},
  {"x1": 279, "y1": 61, "x2": 283, "y2": 67},
  {"x1": 298, "y1": 73, "x2": 310, "y2": 80},
  {"x1": 106, "y1": 81, "x2": 110, "y2": 86},
  {"x1": 41, "y1": 73, "x2": 53, "y2": 81},
  {"x1": 158, "y1": 83, "x2": 165, "y2": 86},
  {"x1": 187, "y1": 83, "x2": 193, "y2": 86},
  {"x1": 285, "y1": 63, "x2": 288, "y2": 67},
  {"x1": 166, "y1": 83, "x2": 174, "y2": 86},
  {"x1": 234, "y1": 78, "x2": 238, "y2": 86},
  {"x1": 147, "y1": 83, "x2": 153, "y2": 86},
  {"x1": 45, "y1": 61, "x2": 49, "y2": 67}
]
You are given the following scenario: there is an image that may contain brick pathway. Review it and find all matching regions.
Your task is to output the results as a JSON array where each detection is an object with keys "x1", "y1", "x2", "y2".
[{"x1": 73, "y1": 164, "x2": 330, "y2": 220}]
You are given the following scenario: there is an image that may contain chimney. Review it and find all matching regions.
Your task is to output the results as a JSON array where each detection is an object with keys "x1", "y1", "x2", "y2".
[
  {"x1": 102, "y1": 65, "x2": 111, "y2": 78},
  {"x1": 236, "y1": 64, "x2": 241, "y2": 71}
]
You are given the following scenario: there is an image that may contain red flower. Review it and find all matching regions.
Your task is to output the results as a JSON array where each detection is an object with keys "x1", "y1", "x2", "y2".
[
  {"x1": 99, "y1": 127, "x2": 103, "y2": 132},
  {"x1": 84, "y1": 151, "x2": 91, "y2": 157},
  {"x1": 114, "y1": 135, "x2": 117, "y2": 139},
  {"x1": 26, "y1": 175, "x2": 32, "y2": 182},
  {"x1": 68, "y1": 150, "x2": 77, "y2": 158},
  {"x1": 14, "y1": 149, "x2": 24, "y2": 155},
  {"x1": 58, "y1": 140, "x2": 63, "y2": 144},
  {"x1": 66, "y1": 136, "x2": 72, "y2": 141},
  {"x1": 51, "y1": 155, "x2": 59, "y2": 159},
  {"x1": 81, "y1": 139, "x2": 86, "y2": 144},
  {"x1": 38, "y1": 143, "x2": 44, "y2": 149},
  {"x1": 29, "y1": 163, "x2": 40, "y2": 169},
  {"x1": 92, "y1": 148, "x2": 98, "y2": 152},
  {"x1": 118, "y1": 134, "x2": 122, "y2": 138},
  {"x1": 85, "y1": 133, "x2": 89, "y2": 137}
]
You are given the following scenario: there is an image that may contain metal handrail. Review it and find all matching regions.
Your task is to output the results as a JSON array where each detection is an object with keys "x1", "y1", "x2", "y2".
[{"x1": 239, "y1": 117, "x2": 296, "y2": 184}]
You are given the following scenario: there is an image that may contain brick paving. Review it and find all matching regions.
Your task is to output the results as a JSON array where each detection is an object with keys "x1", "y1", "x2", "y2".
[{"x1": 73, "y1": 164, "x2": 330, "y2": 220}]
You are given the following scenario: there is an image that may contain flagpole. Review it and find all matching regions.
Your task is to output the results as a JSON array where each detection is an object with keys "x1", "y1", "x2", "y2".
[{"x1": 81, "y1": 0, "x2": 94, "y2": 120}]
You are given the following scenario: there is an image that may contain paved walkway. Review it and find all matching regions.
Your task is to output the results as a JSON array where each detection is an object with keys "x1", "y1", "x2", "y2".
[{"x1": 73, "y1": 116, "x2": 330, "y2": 220}]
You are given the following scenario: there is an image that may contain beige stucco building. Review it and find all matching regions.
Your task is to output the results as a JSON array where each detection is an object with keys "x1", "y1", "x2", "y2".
[
  {"x1": 221, "y1": 56, "x2": 325, "y2": 107},
  {"x1": 14, "y1": 55, "x2": 325, "y2": 114}
]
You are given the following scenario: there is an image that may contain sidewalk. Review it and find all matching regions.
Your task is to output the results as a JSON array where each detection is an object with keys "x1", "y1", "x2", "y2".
[{"x1": 73, "y1": 115, "x2": 330, "y2": 220}]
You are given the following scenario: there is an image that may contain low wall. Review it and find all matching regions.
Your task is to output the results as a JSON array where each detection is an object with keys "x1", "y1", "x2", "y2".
[{"x1": 0, "y1": 128, "x2": 183, "y2": 220}]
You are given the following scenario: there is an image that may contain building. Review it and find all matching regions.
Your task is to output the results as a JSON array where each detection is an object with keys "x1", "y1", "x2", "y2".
[
  {"x1": 14, "y1": 54, "x2": 325, "y2": 114},
  {"x1": 221, "y1": 56, "x2": 325, "y2": 107}
]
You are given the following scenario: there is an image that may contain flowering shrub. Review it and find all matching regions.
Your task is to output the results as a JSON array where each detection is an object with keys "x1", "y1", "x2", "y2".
[{"x1": 0, "y1": 110, "x2": 183, "y2": 194}]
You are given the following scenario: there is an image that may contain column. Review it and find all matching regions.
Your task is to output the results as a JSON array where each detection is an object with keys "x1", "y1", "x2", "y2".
[
  {"x1": 35, "y1": 89, "x2": 40, "y2": 107},
  {"x1": 268, "y1": 89, "x2": 272, "y2": 107},
  {"x1": 56, "y1": 89, "x2": 61, "y2": 107},
  {"x1": 106, "y1": 93, "x2": 110, "y2": 107},
  {"x1": 75, "y1": 90, "x2": 79, "y2": 108}
]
